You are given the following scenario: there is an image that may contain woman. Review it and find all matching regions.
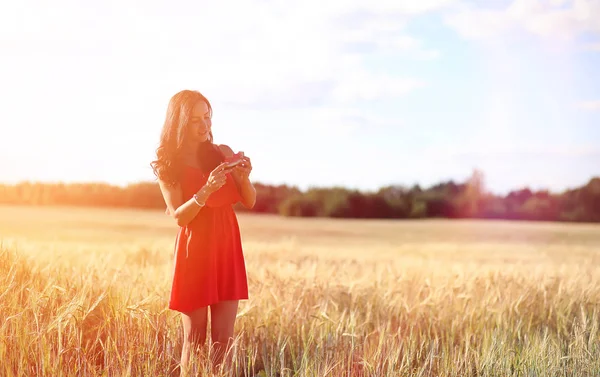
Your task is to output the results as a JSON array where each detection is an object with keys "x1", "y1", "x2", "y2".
[{"x1": 150, "y1": 89, "x2": 256, "y2": 373}]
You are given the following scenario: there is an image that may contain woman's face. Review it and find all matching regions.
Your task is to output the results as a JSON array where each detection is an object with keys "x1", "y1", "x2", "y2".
[{"x1": 187, "y1": 100, "x2": 212, "y2": 143}]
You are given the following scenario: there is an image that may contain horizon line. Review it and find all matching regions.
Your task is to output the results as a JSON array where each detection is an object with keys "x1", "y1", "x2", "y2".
[{"x1": 0, "y1": 174, "x2": 597, "y2": 197}]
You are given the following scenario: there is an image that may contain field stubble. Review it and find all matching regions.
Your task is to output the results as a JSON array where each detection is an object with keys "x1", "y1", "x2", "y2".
[{"x1": 1, "y1": 204, "x2": 600, "y2": 376}]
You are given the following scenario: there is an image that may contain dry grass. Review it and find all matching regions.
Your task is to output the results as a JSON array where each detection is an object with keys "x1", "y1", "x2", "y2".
[{"x1": 1, "y1": 204, "x2": 600, "y2": 376}]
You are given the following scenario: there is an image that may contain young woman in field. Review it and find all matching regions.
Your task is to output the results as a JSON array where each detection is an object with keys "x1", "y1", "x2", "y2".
[{"x1": 150, "y1": 90, "x2": 256, "y2": 374}]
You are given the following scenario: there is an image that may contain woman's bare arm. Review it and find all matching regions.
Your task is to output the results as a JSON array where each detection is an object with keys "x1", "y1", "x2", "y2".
[
  {"x1": 233, "y1": 175, "x2": 256, "y2": 209},
  {"x1": 159, "y1": 181, "x2": 208, "y2": 227},
  {"x1": 159, "y1": 162, "x2": 230, "y2": 227},
  {"x1": 218, "y1": 144, "x2": 257, "y2": 209}
]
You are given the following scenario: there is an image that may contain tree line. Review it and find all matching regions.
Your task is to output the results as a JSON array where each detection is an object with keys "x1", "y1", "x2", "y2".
[{"x1": 0, "y1": 170, "x2": 599, "y2": 223}]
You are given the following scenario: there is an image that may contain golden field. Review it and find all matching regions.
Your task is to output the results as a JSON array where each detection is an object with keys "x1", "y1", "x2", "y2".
[{"x1": 1, "y1": 204, "x2": 600, "y2": 376}]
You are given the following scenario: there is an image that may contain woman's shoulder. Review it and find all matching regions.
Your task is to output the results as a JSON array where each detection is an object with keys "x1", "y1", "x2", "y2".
[{"x1": 217, "y1": 144, "x2": 235, "y2": 158}]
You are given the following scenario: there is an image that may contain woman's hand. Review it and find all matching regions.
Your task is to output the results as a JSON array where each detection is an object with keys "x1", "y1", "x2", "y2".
[
  {"x1": 232, "y1": 156, "x2": 252, "y2": 181},
  {"x1": 230, "y1": 155, "x2": 256, "y2": 208},
  {"x1": 204, "y1": 162, "x2": 232, "y2": 194}
]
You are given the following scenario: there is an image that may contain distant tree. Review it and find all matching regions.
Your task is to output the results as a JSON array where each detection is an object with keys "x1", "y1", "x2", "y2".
[
  {"x1": 278, "y1": 195, "x2": 319, "y2": 217},
  {"x1": 1, "y1": 173, "x2": 600, "y2": 223},
  {"x1": 453, "y1": 169, "x2": 485, "y2": 218},
  {"x1": 479, "y1": 195, "x2": 507, "y2": 219},
  {"x1": 409, "y1": 200, "x2": 427, "y2": 219},
  {"x1": 245, "y1": 183, "x2": 301, "y2": 213},
  {"x1": 377, "y1": 185, "x2": 412, "y2": 218},
  {"x1": 505, "y1": 188, "x2": 534, "y2": 219},
  {"x1": 520, "y1": 196, "x2": 556, "y2": 221}
]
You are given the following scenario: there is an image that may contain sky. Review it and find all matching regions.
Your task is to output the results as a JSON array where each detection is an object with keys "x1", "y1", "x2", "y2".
[{"x1": 0, "y1": 0, "x2": 599, "y2": 195}]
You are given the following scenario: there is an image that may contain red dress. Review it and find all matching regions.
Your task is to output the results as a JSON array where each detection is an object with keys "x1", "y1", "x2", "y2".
[{"x1": 168, "y1": 164, "x2": 249, "y2": 313}]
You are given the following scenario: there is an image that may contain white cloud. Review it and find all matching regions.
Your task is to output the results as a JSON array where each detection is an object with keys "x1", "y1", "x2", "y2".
[
  {"x1": 0, "y1": 0, "x2": 446, "y2": 113},
  {"x1": 585, "y1": 42, "x2": 600, "y2": 50},
  {"x1": 576, "y1": 100, "x2": 600, "y2": 111},
  {"x1": 444, "y1": 9, "x2": 513, "y2": 39},
  {"x1": 329, "y1": 73, "x2": 425, "y2": 104},
  {"x1": 445, "y1": 0, "x2": 600, "y2": 41},
  {"x1": 291, "y1": 107, "x2": 404, "y2": 136},
  {"x1": 424, "y1": 142, "x2": 600, "y2": 160},
  {"x1": 302, "y1": 0, "x2": 457, "y2": 16},
  {"x1": 0, "y1": 0, "x2": 448, "y2": 188}
]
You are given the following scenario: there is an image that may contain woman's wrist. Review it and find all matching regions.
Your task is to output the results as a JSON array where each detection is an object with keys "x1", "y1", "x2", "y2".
[
  {"x1": 192, "y1": 193, "x2": 205, "y2": 207},
  {"x1": 196, "y1": 185, "x2": 212, "y2": 202},
  {"x1": 232, "y1": 170, "x2": 249, "y2": 183}
]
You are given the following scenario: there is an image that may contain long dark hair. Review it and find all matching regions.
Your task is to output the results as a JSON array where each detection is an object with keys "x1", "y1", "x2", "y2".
[{"x1": 150, "y1": 90, "x2": 223, "y2": 186}]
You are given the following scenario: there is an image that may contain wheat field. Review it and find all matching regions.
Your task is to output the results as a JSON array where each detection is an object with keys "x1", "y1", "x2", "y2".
[{"x1": 1, "y1": 204, "x2": 600, "y2": 376}]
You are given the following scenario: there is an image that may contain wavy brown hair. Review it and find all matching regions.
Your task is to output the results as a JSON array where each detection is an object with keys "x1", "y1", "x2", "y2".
[{"x1": 150, "y1": 90, "x2": 215, "y2": 186}]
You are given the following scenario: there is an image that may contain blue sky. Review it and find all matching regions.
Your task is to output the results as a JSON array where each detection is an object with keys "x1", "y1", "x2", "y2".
[{"x1": 0, "y1": 0, "x2": 598, "y2": 195}]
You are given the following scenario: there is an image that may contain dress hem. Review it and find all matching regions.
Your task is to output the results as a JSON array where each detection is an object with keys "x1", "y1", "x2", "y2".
[{"x1": 168, "y1": 295, "x2": 249, "y2": 313}]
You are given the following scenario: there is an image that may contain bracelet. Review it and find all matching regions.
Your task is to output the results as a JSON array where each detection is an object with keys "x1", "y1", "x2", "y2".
[{"x1": 192, "y1": 194, "x2": 205, "y2": 207}]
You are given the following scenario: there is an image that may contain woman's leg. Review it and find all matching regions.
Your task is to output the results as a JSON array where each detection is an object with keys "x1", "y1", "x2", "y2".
[
  {"x1": 180, "y1": 307, "x2": 208, "y2": 375},
  {"x1": 209, "y1": 300, "x2": 239, "y2": 368}
]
